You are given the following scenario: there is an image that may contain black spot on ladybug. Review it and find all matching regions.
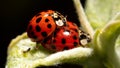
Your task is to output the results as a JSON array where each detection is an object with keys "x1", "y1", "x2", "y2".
[
  {"x1": 73, "y1": 35, "x2": 77, "y2": 40},
  {"x1": 63, "y1": 46, "x2": 69, "y2": 50},
  {"x1": 36, "y1": 17, "x2": 42, "y2": 23},
  {"x1": 41, "y1": 32, "x2": 47, "y2": 37},
  {"x1": 36, "y1": 13, "x2": 41, "y2": 17},
  {"x1": 53, "y1": 29, "x2": 60, "y2": 37},
  {"x1": 73, "y1": 42, "x2": 78, "y2": 47},
  {"x1": 31, "y1": 31, "x2": 37, "y2": 39},
  {"x1": 73, "y1": 29, "x2": 78, "y2": 32},
  {"x1": 45, "y1": 18, "x2": 49, "y2": 22},
  {"x1": 61, "y1": 38, "x2": 66, "y2": 44},
  {"x1": 33, "y1": 35, "x2": 37, "y2": 40},
  {"x1": 55, "y1": 28, "x2": 61, "y2": 32},
  {"x1": 54, "y1": 32, "x2": 57, "y2": 37},
  {"x1": 42, "y1": 37, "x2": 50, "y2": 43},
  {"x1": 80, "y1": 34, "x2": 87, "y2": 40},
  {"x1": 42, "y1": 39, "x2": 47, "y2": 43},
  {"x1": 35, "y1": 25, "x2": 41, "y2": 32},
  {"x1": 28, "y1": 25, "x2": 32, "y2": 30},
  {"x1": 47, "y1": 24, "x2": 52, "y2": 28},
  {"x1": 51, "y1": 45, "x2": 56, "y2": 49},
  {"x1": 31, "y1": 31, "x2": 34, "y2": 36}
]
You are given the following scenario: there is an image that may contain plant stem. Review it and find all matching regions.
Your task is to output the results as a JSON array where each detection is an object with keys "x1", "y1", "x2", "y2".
[{"x1": 73, "y1": 0, "x2": 94, "y2": 38}]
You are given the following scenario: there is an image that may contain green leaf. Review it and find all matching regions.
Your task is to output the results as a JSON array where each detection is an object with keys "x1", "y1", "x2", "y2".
[
  {"x1": 85, "y1": 0, "x2": 120, "y2": 29},
  {"x1": 6, "y1": 33, "x2": 93, "y2": 68},
  {"x1": 93, "y1": 20, "x2": 120, "y2": 68}
]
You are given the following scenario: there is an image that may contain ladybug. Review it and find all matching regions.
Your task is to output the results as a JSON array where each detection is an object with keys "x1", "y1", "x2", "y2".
[
  {"x1": 53, "y1": 27, "x2": 80, "y2": 51},
  {"x1": 27, "y1": 10, "x2": 66, "y2": 42},
  {"x1": 41, "y1": 21, "x2": 80, "y2": 51},
  {"x1": 42, "y1": 27, "x2": 79, "y2": 51}
]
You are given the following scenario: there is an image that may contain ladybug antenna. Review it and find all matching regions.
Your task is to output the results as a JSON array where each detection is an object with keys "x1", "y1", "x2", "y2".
[{"x1": 64, "y1": 15, "x2": 67, "y2": 26}]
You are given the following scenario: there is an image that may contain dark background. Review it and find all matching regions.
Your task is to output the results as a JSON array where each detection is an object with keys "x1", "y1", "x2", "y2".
[{"x1": 0, "y1": 0, "x2": 85, "y2": 68}]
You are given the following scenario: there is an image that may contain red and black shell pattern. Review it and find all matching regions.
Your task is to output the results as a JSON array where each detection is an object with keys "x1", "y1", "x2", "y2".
[{"x1": 27, "y1": 10, "x2": 67, "y2": 42}]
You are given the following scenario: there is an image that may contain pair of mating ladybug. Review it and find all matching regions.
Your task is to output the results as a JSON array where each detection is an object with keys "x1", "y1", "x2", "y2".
[{"x1": 27, "y1": 10, "x2": 91, "y2": 52}]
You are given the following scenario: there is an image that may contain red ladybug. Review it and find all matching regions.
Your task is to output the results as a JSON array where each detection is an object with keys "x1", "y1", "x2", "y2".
[
  {"x1": 41, "y1": 21, "x2": 80, "y2": 51},
  {"x1": 27, "y1": 10, "x2": 66, "y2": 42}
]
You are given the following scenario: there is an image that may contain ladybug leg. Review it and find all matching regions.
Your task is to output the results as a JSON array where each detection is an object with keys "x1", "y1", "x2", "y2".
[{"x1": 35, "y1": 42, "x2": 41, "y2": 49}]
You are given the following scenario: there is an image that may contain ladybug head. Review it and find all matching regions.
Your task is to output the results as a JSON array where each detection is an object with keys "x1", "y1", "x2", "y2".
[
  {"x1": 79, "y1": 30, "x2": 91, "y2": 46},
  {"x1": 51, "y1": 11, "x2": 67, "y2": 27}
]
